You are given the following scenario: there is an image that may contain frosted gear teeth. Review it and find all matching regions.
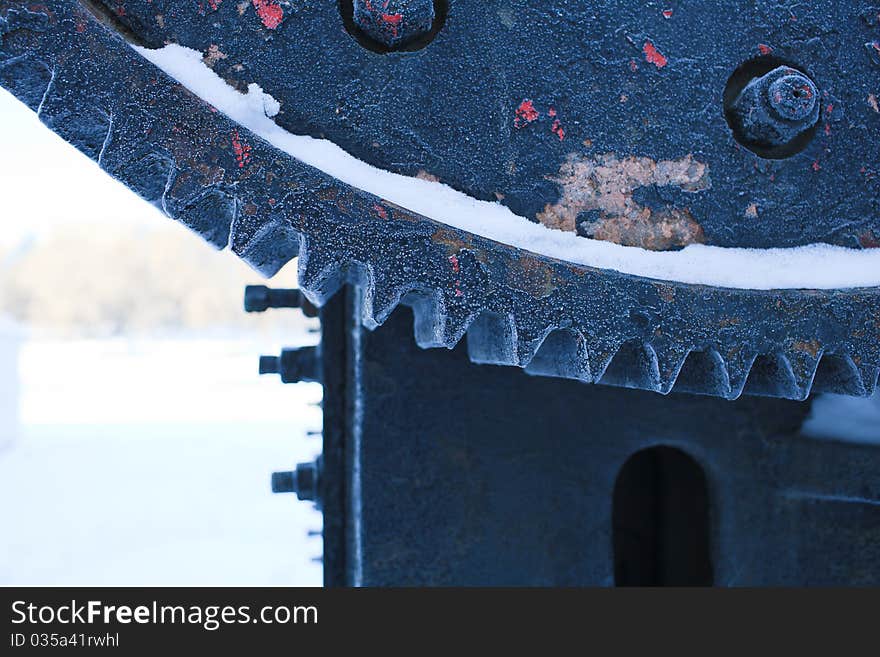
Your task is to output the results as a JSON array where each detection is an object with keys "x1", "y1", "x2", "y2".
[{"x1": 2, "y1": 0, "x2": 878, "y2": 401}]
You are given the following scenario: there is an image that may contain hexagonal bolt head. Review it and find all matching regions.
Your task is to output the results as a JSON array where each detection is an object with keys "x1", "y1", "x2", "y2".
[
  {"x1": 353, "y1": 0, "x2": 435, "y2": 49},
  {"x1": 729, "y1": 66, "x2": 820, "y2": 148}
]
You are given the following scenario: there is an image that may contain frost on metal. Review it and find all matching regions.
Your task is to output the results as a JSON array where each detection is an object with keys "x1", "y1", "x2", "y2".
[
  {"x1": 135, "y1": 44, "x2": 880, "y2": 291},
  {"x1": 2, "y1": 0, "x2": 879, "y2": 401}
]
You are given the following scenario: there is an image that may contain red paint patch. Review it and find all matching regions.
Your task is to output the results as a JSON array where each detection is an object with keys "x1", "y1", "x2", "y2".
[
  {"x1": 758, "y1": 43, "x2": 773, "y2": 55},
  {"x1": 373, "y1": 203, "x2": 388, "y2": 220},
  {"x1": 251, "y1": 0, "x2": 283, "y2": 29},
  {"x1": 448, "y1": 254, "x2": 463, "y2": 296},
  {"x1": 551, "y1": 119, "x2": 565, "y2": 141},
  {"x1": 231, "y1": 130, "x2": 252, "y2": 168},
  {"x1": 208, "y1": 0, "x2": 222, "y2": 10},
  {"x1": 514, "y1": 99, "x2": 540, "y2": 129},
  {"x1": 380, "y1": 13, "x2": 403, "y2": 37},
  {"x1": 643, "y1": 41, "x2": 668, "y2": 68},
  {"x1": 629, "y1": 59, "x2": 639, "y2": 72},
  {"x1": 811, "y1": 160, "x2": 821, "y2": 172},
  {"x1": 662, "y1": 9, "x2": 673, "y2": 19}
]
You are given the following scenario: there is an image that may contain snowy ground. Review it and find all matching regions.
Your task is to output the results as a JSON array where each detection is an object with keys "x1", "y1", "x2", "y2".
[
  {"x1": 0, "y1": 336, "x2": 877, "y2": 586},
  {"x1": 0, "y1": 338, "x2": 323, "y2": 586}
]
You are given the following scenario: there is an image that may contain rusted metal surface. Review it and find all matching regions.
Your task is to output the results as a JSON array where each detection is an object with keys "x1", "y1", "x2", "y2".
[
  {"x1": 60, "y1": 0, "x2": 880, "y2": 251},
  {"x1": 536, "y1": 153, "x2": 710, "y2": 249},
  {"x1": 1, "y1": 0, "x2": 879, "y2": 401}
]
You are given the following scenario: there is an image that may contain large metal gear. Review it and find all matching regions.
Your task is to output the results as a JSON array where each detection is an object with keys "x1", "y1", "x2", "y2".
[{"x1": 2, "y1": 0, "x2": 879, "y2": 401}]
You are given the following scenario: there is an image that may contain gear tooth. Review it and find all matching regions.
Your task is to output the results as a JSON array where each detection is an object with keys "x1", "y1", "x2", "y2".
[
  {"x1": 784, "y1": 349, "x2": 823, "y2": 401},
  {"x1": 296, "y1": 238, "x2": 348, "y2": 304},
  {"x1": 599, "y1": 340, "x2": 661, "y2": 392},
  {"x1": 585, "y1": 338, "x2": 624, "y2": 383},
  {"x1": 234, "y1": 220, "x2": 301, "y2": 278},
  {"x1": 524, "y1": 329, "x2": 592, "y2": 382},
  {"x1": 672, "y1": 350, "x2": 730, "y2": 397},
  {"x1": 651, "y1": 344, "x2": 692, "y2": 395},
  {"x1": 466, "y1": 311, "x2": 518, "y2": 365},
  {"x1": 403, "y1": 290, "x2": 446, "y2": 348},
  {"x1": 362, "y1": 275, "x2": 408, "y2": 330},
  {"x1": 440, "y1": 308, "x2": 479, "y2": 349},
  {"x1": 101, "y1": 144, "x2": 175, "y2": 212},
  {"x1": 856, "y1": 362, "x2": 880, "y2": 397},
  {"x1": 0, "y1": 56, "x2": 53, "y2": 111},
  {"x1": 37, "y1": 87, "x2": 113, "y2": 164},
  {"x1": 512, "y1": 320, "x2": 557, "y2": 369},
  {"x1": 172, "y1": 188, "x2": 236, "y2": 250},
  {"x1": 720, "y1": 349, "x2": 758, "y2": 400}
]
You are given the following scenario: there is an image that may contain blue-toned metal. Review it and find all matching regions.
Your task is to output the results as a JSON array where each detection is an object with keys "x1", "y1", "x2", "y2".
[
  {"x1": 259, "y1": 347, "x2": 322, "y2": 384},
  {"x1": 65, "y1": 0, "x2": 880, "y2": 251},
  {"x1": 272, "y1": 460, "x2": 321, "y2": 504},
  {"x1": 316, "y1": 288, "x2": 880, "y2": 586},
  {"x1": 1, "y1": 0, "x2": 878, "y2": 402},
  {"x1": 727, "y1": 65, "x2": 821, "y2": 158},
  {"x1": 3, "y1": 0, "x2": 880, "y2": 587},
  {"x1": 350, "y1": 0, "x2": 437, "y2": 51}
]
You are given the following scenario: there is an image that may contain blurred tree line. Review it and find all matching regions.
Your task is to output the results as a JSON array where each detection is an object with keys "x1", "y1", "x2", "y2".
[{"x1": 0, "y1": 221, "x2": 309, "y2": 337}]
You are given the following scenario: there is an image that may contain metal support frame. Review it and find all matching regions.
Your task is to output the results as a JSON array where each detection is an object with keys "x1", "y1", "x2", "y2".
[{"x1": 314, "y1": 287, "x2": 880, "y2": 586}]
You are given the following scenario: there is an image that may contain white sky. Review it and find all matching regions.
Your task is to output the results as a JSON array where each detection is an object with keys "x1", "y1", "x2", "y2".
[{"x1": 0, "y1": 88, "x2": 164, "y2": 246}]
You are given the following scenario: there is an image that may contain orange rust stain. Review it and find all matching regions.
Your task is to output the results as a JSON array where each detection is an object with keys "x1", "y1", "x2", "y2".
[
  {"x1": 791, "y1": 339, "x2": 822, "y2": 358},
  {"x1": 506, "y1": 256, "x2": 558, "y2": 298},
  {"x1": 656, "y1": 284, "x2": 675, "y2": 303},
  {"x1": 316, "y1": 186, "x2": 339, "y2": 201},
  {"x1": 536, "y1": 153, "x2": 711, "y2": 250},
  {"x1": 195, "y1": 162, "x2": 225, "y2": 186},
  {"x1": 431, "y1": 228, "x2": 473, "y2": 255},
  {"x1": 203, "y1": 44, "x2": 227, "y2": 67},
  {"x1": 415, "y1": 170, "x2": 440, "y2": 183},
  {"x1": 745, "y1": 203, "x2": 759, "y2": 219}
]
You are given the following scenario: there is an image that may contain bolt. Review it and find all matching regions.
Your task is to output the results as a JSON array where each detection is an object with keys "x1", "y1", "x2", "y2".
[
  {"x1": 244, "y1": 285, "x2": 318, "y2": 317},
  {"x1": 259, "y1": 347, "x2": 322, "y2": 383},
  {"x1": 271, "y1": 459, "x2": 321, "y2": 503},
  {"x1": 767, "y1": 73, "x2": 818, "y2": 122},
  {"x1": 259, "y1": 355, "x2": 280, "y2": 375},
  {"x1": 352, "y1": 0, "x2": 435, "y2": 50},
  {"x1": 729, "y1": 66, "x2": 820, "y2": 150}
]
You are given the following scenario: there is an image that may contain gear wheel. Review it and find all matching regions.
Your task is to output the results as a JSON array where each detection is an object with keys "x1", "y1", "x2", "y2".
[{"x1": 1, "y1": 0, "x2": 878, "y2": 401}]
